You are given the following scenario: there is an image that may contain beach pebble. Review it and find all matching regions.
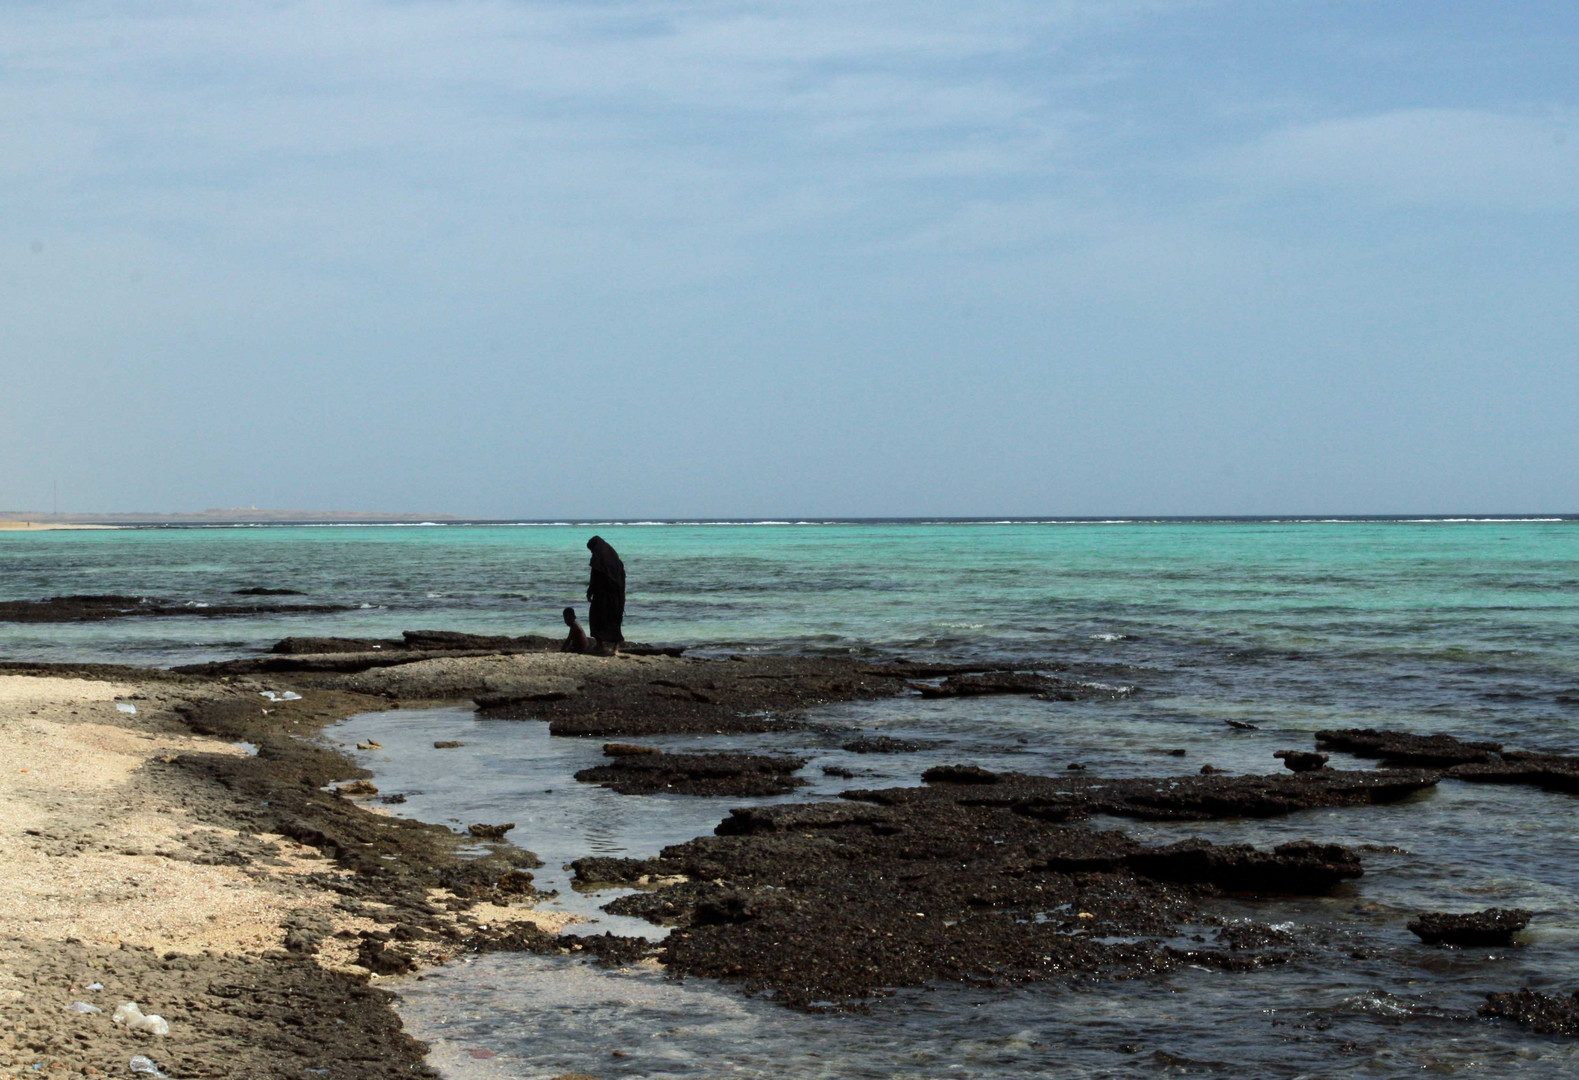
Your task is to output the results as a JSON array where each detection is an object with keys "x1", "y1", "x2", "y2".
[
  {"x1": 128, "y1": 1056, "x2": 168, "y2": 1077},
  {"x1": 116, "y1": 703, "x2": 137, "y2": 714}
]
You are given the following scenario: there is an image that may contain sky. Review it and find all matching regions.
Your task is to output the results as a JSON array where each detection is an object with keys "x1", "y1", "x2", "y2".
[{"x1": 2, "y1": 0, "x2": 1575, "y2": 517}]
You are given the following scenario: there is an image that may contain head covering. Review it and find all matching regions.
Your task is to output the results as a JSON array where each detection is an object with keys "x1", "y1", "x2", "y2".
[{"x1": 587, "y1": 536, "x2": 625, "y2": 587}]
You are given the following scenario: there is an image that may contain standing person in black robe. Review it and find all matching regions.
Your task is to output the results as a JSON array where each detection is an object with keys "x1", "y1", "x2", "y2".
[{"x1": 585, "y1": 536, "x2": 625, "y2": 652}]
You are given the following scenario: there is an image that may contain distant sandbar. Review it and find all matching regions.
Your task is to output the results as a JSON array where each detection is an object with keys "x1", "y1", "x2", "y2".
[{"x1": 0, "y1": 521, "x2": 119, "y2": 531}]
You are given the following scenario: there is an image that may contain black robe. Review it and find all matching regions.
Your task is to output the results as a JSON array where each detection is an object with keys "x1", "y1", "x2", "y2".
[{"x1": 585, "y1": 536, "x2": 626, "y2": 645}]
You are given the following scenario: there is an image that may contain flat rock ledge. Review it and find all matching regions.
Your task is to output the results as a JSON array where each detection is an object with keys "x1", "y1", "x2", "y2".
[
  {"x1": 574, "y1": 750, "x2": 809, "y2": 797},
  {"x1": 875, "y1": 764, "x2": 1439, "y2": 822},
  {"x1": 1316, "y1": 728, "x2": 1579, "y2": 793},
  {"x1": 569, "y1": 762, "x2": 1397, "y2": 1010},
  {"x1": 477, "y1": 656, "x2": 963, "y2": 737}
]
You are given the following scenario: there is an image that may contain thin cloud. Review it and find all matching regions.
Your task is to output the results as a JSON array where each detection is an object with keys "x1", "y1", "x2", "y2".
[{"x1": 1224, "y1": 108, "x2": 1579, "y2": 213}]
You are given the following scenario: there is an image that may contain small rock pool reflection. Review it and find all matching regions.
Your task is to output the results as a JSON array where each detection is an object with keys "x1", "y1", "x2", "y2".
[{"x1": 330, "y1": 699, "x2": 1579, "y2": 1078}]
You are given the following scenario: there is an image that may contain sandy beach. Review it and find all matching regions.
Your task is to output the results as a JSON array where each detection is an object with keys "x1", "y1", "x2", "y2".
[{"x1": 0, "y1": 663, "x2": 579, "y2": 1079}]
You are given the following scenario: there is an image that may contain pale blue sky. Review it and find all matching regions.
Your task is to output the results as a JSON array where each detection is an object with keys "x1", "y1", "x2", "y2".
[{"x1": 2, "y1": 1, "x2": 1575, "y2": 516}]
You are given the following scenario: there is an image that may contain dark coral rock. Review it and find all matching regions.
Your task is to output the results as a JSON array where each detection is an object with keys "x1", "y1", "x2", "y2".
[
  {"x1": 1314, "y1": 728, "x2": 1502, "y2": 766},
  {"x1": 916, "y1": 671, "x2": 1113, "y2": 701},
  {"x1": 711, "y1": 802, "x2": 900, "y2": 837},
  {"x1": 1449, "y1": 751, "x2": 1579, "y2": 794},
  {"x1": 569, "y1": 856, "x2": 659, "y2": 887},
  {"x1": 1127, "y1": 839, "x2": 1362, "y2": 894},
  {"x1": 483, "y1": 655, "x2": 916, "y2": 737},
  {"x1": 922, "y1": 764, "x2": 1002, "y2": 785},
  {"x1": 1274, "y1": 750, "x2": 1329, "y2": 773},
  {"x1": 271, "y1": 636, "x2": 406, "y2": 654},
  {"x1": 859, "y1": 768, "x2": 1438, "y2": 823},
  {"x1": 603, "y1": 742, "x2": 662, "y2": 757},
  {"x1": 0, "y1": 594, "x2": 347, "y2": 623},
  {"x1": 575, "y1": 751, "x2": 807, "y2": 797},
  {"x1": 1314, "y1": 728, "x2": 1579, "y2": 794},
  {"x1": 355, "y1": 937, "x2": 416, "y2": 975},
  {"x1": 917, "y1": 671, "x2": 1060, "y2": 697},
  {"x1": 467, "y1": 823, "x2": 515, "y2": 839},
  {"x1": 842, "y1": 735, "x2": 943, "y2": 754},
  {"x1": 1480, "y1": 990, "x2": 1579, "y2": 1036},
  {"x1": 592, "y1": 785, "x2": 1342, "y2": 1010},
  {"x1": 1408, "y1": 908, "x2": 1531, "y2": 947},
  {"x1": 402, "y1": 629, "x2": 555, "y2": 651},
  {"x1": 495, "y1": 869, "x2": 537, "y2": 898}
]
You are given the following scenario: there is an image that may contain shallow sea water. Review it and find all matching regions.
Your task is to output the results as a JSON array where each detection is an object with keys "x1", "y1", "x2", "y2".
[{"x1": 6, "y1": 519, "x2": 1579, "y2": 1076}]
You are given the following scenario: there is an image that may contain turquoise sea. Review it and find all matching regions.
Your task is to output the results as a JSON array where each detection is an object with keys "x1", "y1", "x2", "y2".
[{"x1": 6, "y1": 518, "x2": 1579, "y2": 1076}]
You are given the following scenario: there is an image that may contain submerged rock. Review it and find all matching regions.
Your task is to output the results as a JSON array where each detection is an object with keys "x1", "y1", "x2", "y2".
[
  {"x1": 1480, "y1": 989, "x2": 1579, "y2": 1036},
  {"x1": 915, "y1": 671, "x2": 1112, "y2": 700},
  {"x1": 1408, "y1": 908, "x2": 1531, "y2": 947},
  {"x1": 0, "y1": 594, "x2": 347, "y2": 623},
  {"x1": 841, "y1": 735, "x2": 944, "y2": 754}
]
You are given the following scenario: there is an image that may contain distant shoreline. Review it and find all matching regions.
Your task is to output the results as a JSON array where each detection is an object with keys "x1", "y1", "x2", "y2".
[
  {"x1": 1, "y1": 514, "x2": 1574, "y2": 530},
  {"x1": 0, "y1": 509, "x2": 460, "y2": 527}
]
